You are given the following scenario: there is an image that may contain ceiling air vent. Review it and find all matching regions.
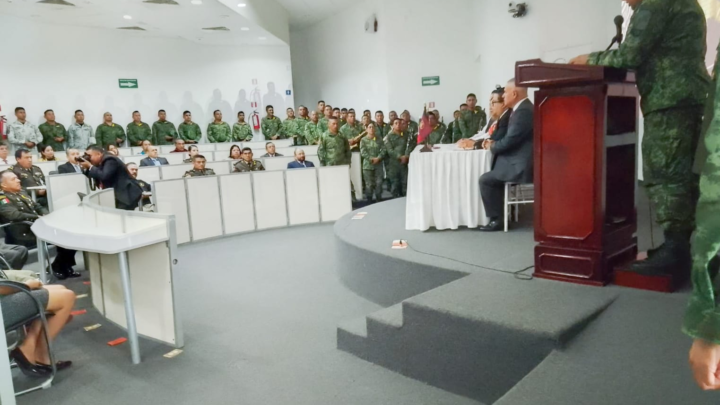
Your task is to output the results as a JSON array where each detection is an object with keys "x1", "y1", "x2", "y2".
[
  {"x1": 117, "y1": 26, "x2": 147, "y2": 31},
  {"x1": 37, "y1": 0, "x2": 75, "y2": 6},
  {"x1": 202, "y1": 27, "x2": 230, "y2": 31},
  {"x1": 143, "y1": 0, "x2": 180, "y2": 4}
]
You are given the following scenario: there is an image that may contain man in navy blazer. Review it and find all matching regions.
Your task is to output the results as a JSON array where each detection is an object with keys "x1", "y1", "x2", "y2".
[
  {"x1": 478, "y1": 79, "x2": 534, "y2": 232},
  {"x1": 287, "y1": 149, "x2": 315, "y2": 169},
  {"x1": 139, "y1": 145, "x2": 169, "y2": 167}
]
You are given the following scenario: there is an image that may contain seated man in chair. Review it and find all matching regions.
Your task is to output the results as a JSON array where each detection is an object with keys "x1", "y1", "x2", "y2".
[
  {"x1": 477, "y1": 78, "x2": 534, "y2": 232},
  {"x1": 0, "y1": 171, "x2": 80, "y2": 279}
]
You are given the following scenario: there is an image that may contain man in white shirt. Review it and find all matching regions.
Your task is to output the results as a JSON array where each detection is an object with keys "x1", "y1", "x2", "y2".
[{"x1": 7, "y1": 107, "x2": 42, "y2": 153}]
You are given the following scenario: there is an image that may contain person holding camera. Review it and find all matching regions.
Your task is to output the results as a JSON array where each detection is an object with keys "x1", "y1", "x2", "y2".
[{"x1": 79, "y1": 146, "x2": 142, "y2": 210}]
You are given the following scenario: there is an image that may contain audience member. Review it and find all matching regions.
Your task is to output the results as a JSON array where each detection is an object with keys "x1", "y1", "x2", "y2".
[
  {"x1": 0, "y1": 142, "x2": 10, "y2": 165},
  {"x1": 8, "y1": 107, "x2": 42, "y2": 153},
  {"x1": 139, "y1": 139, "x2": 151, "y2": 155},
  {"x1": 262, "y1": 142, "x2": 283, "y2": 157},
  {"x1": 339, "y1": 111, "x2": 364, "y2": 149},
  {"x1": 360, "y1": 123, "x2": 386, "y2": 202},
  {"x1": 81, "y1": 145, "x2": 142, "y2": 210},
  {"x1": 229, "y1": 144, "x2": 242, "y2": 160},
  {"x1": 184, "y1": 145, "x2": 199, "y2": 163},
  {"x1": 183, "y1": 155, "x2": 216, "y2": 177},
  {"x1": 478, "y1": 79, "x2": 534, "y2": 232},
  {"x1": 58, "y1": 149, "x2": 83, "y2": 174},
  {"x1": 232, "y1": 111, "x2": 253, "y2": 142},
  {"x1": 458, "y1": 86, "x2": 511, "y2": 150},
  {"x1": 140, "y1": 146, "x2": 169, "y2": 166},
  {"x1": 262, "y1": 105, "x2": 283, "y2": 140},
  {"x1": 10, "y1": 149, "x2": 47, "y2": 207},
  {"x1": 95, "y1": 112, "x2": 126, "y2": 148},
  {"x1": 38, "y1": 144, "x2": 56, "y2": 162},
  {"x1": 234, "y1": 148, "x2": 265, "y2": 172},
  {"x1": 385, "y1": 118, "x2": 410, "y2": 197},
  {"x1": 373, "y1": 111, "x2": 389, "y2": 139},
  {"x1": 178, "y1": 111, "x2": 201, "y2": 144},
  {"x1": 0, "y1": 171, "x2": 79, "y2": 278},
  {"x1": 67, "y1": 110, "x2": 95, "y2": 151},
  {"x1": 207, "y1": 110, "x2": 232, "y2": 143},
  {"x1": 443, "y1": 110, "x2": 461, "y2": 144},
  {"x1": 318, "y1": 117, "x2": 351, "y2": 167},
  {"x1": 318, "y1": 105, "x2": 333, "y2": 134},
  {"x1": 402, "y1": 110, "x2": 419, "y2": 136},
  {"x1": 287, "y1": 149, "x2": 315, "y2": 169},
  {"x1": 126, "y1": 110, "x2": 152, "y2": 147},
  {"x1": 107, "y1": 144, "x2": 120, "y2": 157},
  {"x1": 305, "y1": 111, "x2": 322, "y2": 145},
  {"x1": 316, "y1": 100, "x2": 326, "y2": 119},
  {"x1": 126, "y1": 162, "x2": 152, "y2": 205},
  {"x1": 153, "y1": 109, "x2": 178, "y2": 146},
  {"x1": 38, "y1": 109, "x2": 66, "y2": 152},
  {"x1": 171, "y1": 138, "x2": 188, "y2": 153}
]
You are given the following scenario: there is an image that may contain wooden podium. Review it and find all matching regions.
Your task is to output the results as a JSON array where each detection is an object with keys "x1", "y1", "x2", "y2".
[{"x1": 516, "y1": 59, "x2": 639, "y2": 286}]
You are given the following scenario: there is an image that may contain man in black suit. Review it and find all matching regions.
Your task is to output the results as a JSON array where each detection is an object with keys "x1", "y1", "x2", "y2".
[
  {"x1": 478, "y1": 79, "x2": 533, "y2": 232},
  {"x1": 139, "y1": 146, "x2": 169, "y2": 167},
  {"x1": 57, "y1": 148, "x2": 83, "y2": 174},
  {"x1": 80, "y1": 146, "x2": 142, "y2": 210},
  {"x1": 287, "y1": 149, "x2": 315, "y2": 169}
]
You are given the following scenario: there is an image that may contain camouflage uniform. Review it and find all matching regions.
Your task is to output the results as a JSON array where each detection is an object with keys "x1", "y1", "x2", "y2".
[
  {"x1": 589, "y1": 0, "x2": 709, "y2": 239},
  {"x1": 178, "y1": 122, "x2": 202, "y2": 143},
  {"x1": 428, "y1": 124, "x2": 445, "y2": 145},
  {"x1": 280, "y1": 118, "x2": 303, "y2": 144},
  {"x1": 38, "y1": 122, "x2": 67, "y2": 151},
  {"x1": 318, "y1": 131, "x2": 351, "y2": 166},
  {"x1": 408, "y1": 120, "x2": 419, "y2": 137},
  {"x1": 232, "y1": 122, "x2": 254, "y2": 142},
  {"x1": 293, "y1": 117, "x2": 311, "y2": 145},
  {"x1": 304, "y1": 121, "x2": 323, "y2": 145},
  {"x1": 153, "y1": 120, "x2": 178, "y2": 145},
  {"x1": 207, "y1": 122, "x2": 232, "y2": 143},
  {"x1": 339, "y1": 122, "x2": 365, "y2": 147},
  {"x1": 361, "y1": 136, "x2": 386, "y2": 200},
  {"x1": 684, "y1": 40, "x2": 720, "y2": 343},
  {"x1": 458, "y1": 107, "x2": 487, "y2": 140},
  {"x1": 233, "y1": 160, "x2": 265, "y2": 172},
  {"x1": 126, "y1": 122, "x2": 153, "y2": 146},
  {"x1": 385, "y1": 130, "x2": 409, "y2": 197},
  {"x1": 95, "y1": 123, "x2": 126, "y2": 148},
  {"x1": 67, "y1": 122, "x2": 94, "y2": 151},
  {"x1": 261, "y1": 116, "x2": 283, "y2": 140},
  {"x1": 7, "y1": 121, "x2": 42, "y2": 152},
  {"x1": 318, "y1": 117, "x2": 330, "y2": 135},
  {"x1": 373, "y1": 122, "x2": 391, "y2": 140},
  {"x1": 183, "y1": 168, "x2": 216, "y2": 178}
]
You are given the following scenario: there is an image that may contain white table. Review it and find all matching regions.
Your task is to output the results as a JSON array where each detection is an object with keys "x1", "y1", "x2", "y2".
[{"x1": 405, "y1": 144, "x2": 493, "y2": 231}]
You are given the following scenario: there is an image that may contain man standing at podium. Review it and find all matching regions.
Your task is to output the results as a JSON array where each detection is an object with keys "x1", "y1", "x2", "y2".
[{"x1": 570, "y1": 0, "x2": 710, "y2": 275}]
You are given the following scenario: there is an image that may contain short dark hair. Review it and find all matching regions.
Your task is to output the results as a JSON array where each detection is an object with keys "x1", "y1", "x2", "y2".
[
  {"x1": 392, "y1": 118, "x2": 402, "y2": 125},
  {"x1": 86, "y1": 145, "x2": 104, "y2": 154},
  {"x1": 194, "y1": 154, "x2": 206, "y2": 161},
  {"x1": 213, "y1": 110, "x2": 221, "y2": 115},
  {"x1": 328, "y1": 116, "x2": 338, "y2": 121},
  {"x1": 132, "y1": 110, "x2": 140, "y2": 115},
  {"x1": 44, "y1": 109, "x2": 53, "y2": 115},
  {"x1": 266, "y1": 142, "x2": 274, "y2": 148},
  {"x1": 75, "y1": 110, "x2": 83, "y2": 115},
  {"x1": 467, "y1": 93, "x2": 477, "y2": 99},
  {"x1": 242, "y1": 147, "x2": 252, "y2": 153},
  {"x1": 158, "y1": 109, "x2": 166, "y2": 114},
  {"x1": 318, "y1": 100, "x2": 325, "y2": 104},
  {"x1": 126, "y1": 162, "x2": 138, "y2": 168},
  {"x1": 188, "y1": 145, "x2": 199, "y2": 152},
  {"x1": 375, "y1": 110, "x2": 384, "y2": 115},
  {"x1": 14, "y1": 148, "x2": 29, "y2": 159},
  {"x1": 347, "y1": 111, "x2": 356, "y2": 115},
  {"x1": 341, "y1": 108, "x2": 347, "y2": 112},
  {"x1": 299, "y1": 105, "x2": 307, "y2": 109},
  {"x1": 492, "y1": 86, "x2": 505, "y2": 102},
  {"x1": 287, "y1": 107, "x2": 293, "y2": 111},
  {"x1": 238, "y1": 111, "x2": 244, "y2": 116},
  {"x1": 14, "y1": 107, "x2": 24, "y2": 113},
  {"x1": 333, "y1": 108, "x2": 340, "y2": 112},
  {"x1": 0, "y1": 142, "x2": 8, "y2": 149},
  {"x1": 266, "y1": 105, "x2": 274, "y2": 111},
  {"x1": 454, "y1": 110, "x2": 461, "y2": 114},
  {"x1": 364, "y1": 110, "x2": 371, "y2": 114},
  {"x1": 460, "y1": 103, "x2": 468, "y2": 108},
  {"x1": 183, "y1": 110, "x2": 191, "y2": 115},
  {"x1": 349, "y1": 108, "x2": 355, "y2": 113}
]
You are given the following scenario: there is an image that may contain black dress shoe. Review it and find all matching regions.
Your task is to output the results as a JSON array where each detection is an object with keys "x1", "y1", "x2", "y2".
[
  {"x1": 37, "y1": 360, "x2": 73, "y2": 373},
  {"x1": 478, "y1": 220, "x2": 503, "y2": 232},
  {"x1": 64, "y1": 270, "x2": 82, "y2": 278},
  {"x1": 9, "y1": 348, "x2": 50, "y2": 378},
  {"x1": 53, "y1": 271, "x2": 68, "y2": 280}
]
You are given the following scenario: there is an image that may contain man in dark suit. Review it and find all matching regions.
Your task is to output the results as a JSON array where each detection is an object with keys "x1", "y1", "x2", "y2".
[
  {"x1": 287, "y1": 149, "x2": 316, "y2": 169},
  {"x1": 80, "y1": 146, "x2": 142, "y2": 210},
  {"x1": 478, "y1": 79, "x2": 533, "y2": 232},
  {"x1": 57, "y1": 148, "x2": 83, "y2": 174},
  {"x1": 139, "y1": 146, "x2": 169, "y2": 167}
]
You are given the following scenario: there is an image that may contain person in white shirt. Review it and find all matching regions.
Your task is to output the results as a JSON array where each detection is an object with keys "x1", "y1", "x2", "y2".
[
  {"x1": 0, "y1": 142, "x2": 11, "y2": 165},
  {"x1": 7, "y1": 107, "x2": 42, "y2": 153}
]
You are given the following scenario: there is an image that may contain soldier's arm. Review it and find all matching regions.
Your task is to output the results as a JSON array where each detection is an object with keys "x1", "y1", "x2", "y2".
[
  {"x1": 360, "y1": 140, "x2": 370, "y2": 161},
  {"x1": 385, "y1": 137, "x2": 399, "y2": 159},
  {"x1": 171, "y1": 123, "x2": 178, "y2": 139},
  {"x1": 117, "y1": 126, "x2": 126, "y2": 143},
  {"x1": 33, "y1": 125, "x2": 43, "y2": 144},
  {"x1": 39, "y1": 125, "x2": 50, "y2": 144},
  {"x1": 318, "y1": 136, "x2": 327, "y2": 166},
  {"x1": 344, "y1": 137, "x2": 351, "y2": 163},
  {"x1": 126, "y1": 125, "x2": 137, "y2": 145},
  {"x1": 0, "y1": 199, "x2": 39, "y2": 222},
  {"x1": 66, "y1": 127, "x2": 77, "y2": 149},
  {"x1": 191, "y1": 124, "x2": 202, "y2": 142},
  {"x1": 94, "y1": 126, "x2": 103, "y2": 146},
  {"x1": 207, "y1": 124, "x2": 215, "y2": 143},
  {"x1": 588, "y1": 2, "x2": 668, "y2": 68},
  {"x1": 261, "y1": 119, "x2": 270, "y2": 140},
  {"x1": 7, "y1": 125, "x2": 19, "y2": 145},
  {"x1": 478, "y1": 108, "x2": 488, "y2": 130},
  {"x1": 89, "y1": 126, "x2": 96, "y2": 145},
  {"x1": 458, "y1": 113, "x2": 472, "y2": 138}
]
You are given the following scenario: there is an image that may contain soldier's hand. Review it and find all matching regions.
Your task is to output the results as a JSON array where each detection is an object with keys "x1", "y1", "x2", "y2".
[
  {"x1": 349, "y1": 139, "x2": 359, "y2": 146},
  {"x1": 25, "y1": 142, "x2": 35, "y2": 148},
  {"x1": 690, "y1": 339, "x2": 720, "y2": 390},
  {"x1": 166, "y1": 136, "x2": 173, "y2": 141},
  {"x1": 272, "y1": 136, "x2": 279, "y2": 140},
  {"x1": 371, "y1": 158, "x2": 380, "y2": 164},
  {"x1": 54, "y1": 137, "x2": 64, "y2": 143},
  {"x1": 38, "y1": 189, "x2": 46, "y2": 196},
  {"x1": 569, "y1": 54, "x2": 589, "y2": 65},
  {"x1": 116, "y1": 138, "x2": 123, "y2": 144}
]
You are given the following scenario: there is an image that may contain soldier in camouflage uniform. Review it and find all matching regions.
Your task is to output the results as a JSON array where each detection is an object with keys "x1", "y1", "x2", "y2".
[
  {"x1": 280, "y1": 108, "x2": 302, "y2": 144},
  {"x1": 67, "y1": 110, "x2": 95, "y2": 151},
  {"x1": 95, "y1": 112, "x2": 126, "y2": 148},
  {"x1": 178, "y1": 111, "x2": 202, "y2": 144},
  {"x1": 305, "y1": 111, "x2": 323, "y2": 145},
  {"x1": 9, "y1": 149, "x2": 47, "y2": 207},
  {"x1": 339, "y1": 111, "x2": 365, "y2": 150},
  {"x1": 233, "y1": 148, "x2": 266, "y2": 172},
  {"x1": 572, "y1": 0, "x2": 710, "y2": 275},
  {"x1": 318, "y1": 117, "x2": 351, "y2": 166},
  {"x1": 153, "y1": 110, "x2": 178, "y2": 146},
  {"x1": 402, "y1": 110, "x2": 419, "y2": 137},
  {"x1": 183, "y1": 155, "x2": 216, "y2": 177},
  {"x1": 458, "y1": 96, "x2": 487, "y2": 140},
  {"x1": 373, "y1": 111, "x2": 390, "y2": 141},
  {"x1": 8, "y1": 107, "x2": 42, "y2": 153},
  {"x1": 424, "y1": 113, "x2": 445, "y2": 145},
  {"x1": 207, "y1": 110, "x2": 232, "y2": 143},
  {"x1": 316, "y1": 101, "x2": 326, "y2": 120},
  {"x1": 442, "y1": 110, "x2": 462, "y2": 144},
  {"x1": 38, "y1": 109, "x2": 66, "y2": 151},
  {"x1": 318, "y1": 105, "x2": 333, "y2": 135},
  {"x1": 294, "y1": 106, "x2": 311, "y2": 145},
  {"x1": 126, "y1": 111, "x2": 153, "y2": 147},
  {"x1": 385, "y1": 118, "x2": 410, "y2": 197},
  {"x1": 261, "y1": 105, "x2": 283, "y2": 140},
  {"x1": 361, "y1": 123, "x2": 386, "y2": 202},
  {"x1": 232, "y1": 111, "x2": 254, "y2": 142}
]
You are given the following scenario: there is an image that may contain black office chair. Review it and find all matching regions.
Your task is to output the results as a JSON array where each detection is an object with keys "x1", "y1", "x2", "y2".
[{"x1": 0, "y1": 280, "x2": 56, "y2": 395}]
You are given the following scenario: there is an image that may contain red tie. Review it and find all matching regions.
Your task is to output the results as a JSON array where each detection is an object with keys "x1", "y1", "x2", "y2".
[{"x1": 488, "y1": 123, "x2": 497, "y2": 136}]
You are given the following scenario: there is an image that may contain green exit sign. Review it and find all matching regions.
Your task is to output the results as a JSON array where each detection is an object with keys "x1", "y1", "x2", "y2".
[
  {"x1": 422, "y1": 76, "x2": 440, "y2": 86},
  {"x1": 119, "y1": 79, "x2": 138, "y2": 89}
]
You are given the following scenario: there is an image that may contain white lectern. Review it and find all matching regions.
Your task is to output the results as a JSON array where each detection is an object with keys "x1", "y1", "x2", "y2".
[{"x1": 31, "y1": 189, "x2": 183, "y2": 365}]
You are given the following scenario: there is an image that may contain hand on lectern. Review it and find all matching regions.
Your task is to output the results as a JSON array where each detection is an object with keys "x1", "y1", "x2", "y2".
[
  {"x1": 569, "y1": 54, "x2": 590, "y2": 65},
  {"x1": 689, "y1": 339, "x2": 720, "y2": 390}
]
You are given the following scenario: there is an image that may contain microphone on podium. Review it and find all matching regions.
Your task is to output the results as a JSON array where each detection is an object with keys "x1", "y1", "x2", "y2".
[{"x1": 605, "y1": 15, "x2": 624, "y2": 51}]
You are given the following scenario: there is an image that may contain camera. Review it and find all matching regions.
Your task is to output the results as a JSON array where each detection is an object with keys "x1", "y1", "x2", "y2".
[{"x1": 76, "y1": 154, "x2": 91, "y2": 163}]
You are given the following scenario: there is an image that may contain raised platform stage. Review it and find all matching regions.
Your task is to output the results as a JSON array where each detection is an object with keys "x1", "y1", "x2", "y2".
[{"x1": 334, "y1": 198, "x2": 719, "y2": 405}]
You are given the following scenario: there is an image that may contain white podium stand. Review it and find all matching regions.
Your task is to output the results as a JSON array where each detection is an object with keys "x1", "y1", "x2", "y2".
[{"x1": 31, "y1": 189, "x2": 183, "y2": 364}]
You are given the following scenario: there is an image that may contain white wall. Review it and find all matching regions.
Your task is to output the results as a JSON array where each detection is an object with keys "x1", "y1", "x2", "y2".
[{"x1": 0, "y1": 15, "x2": 294, "y2": 143}]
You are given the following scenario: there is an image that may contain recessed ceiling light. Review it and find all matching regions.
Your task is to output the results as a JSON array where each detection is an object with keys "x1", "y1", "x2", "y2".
[
  {"x1": 237, "y1": 3, "x2": 246, "y2": 7},
  {"x1": 123, "y1": 15, "x2": 132, "y2": 20},
  {"x1": 258, "y1": 37, "x2": 266, "y2": 40},
  {"x1": 190, "y1": 0, "x2": 202, "y2": 4},
  {"x1": 240, "y1": 27, "x2": 250, "y2": 31}
]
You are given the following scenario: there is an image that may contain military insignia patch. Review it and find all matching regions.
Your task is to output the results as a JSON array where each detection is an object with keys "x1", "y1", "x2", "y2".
[{"x1": 0, "y1": 198, "x2": 9, "y2": 204}]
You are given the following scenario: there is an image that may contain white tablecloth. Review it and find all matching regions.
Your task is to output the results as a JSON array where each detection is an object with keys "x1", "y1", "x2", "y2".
[{"x1": 405, "y1": 144, "x2": 492, "y2": 231}]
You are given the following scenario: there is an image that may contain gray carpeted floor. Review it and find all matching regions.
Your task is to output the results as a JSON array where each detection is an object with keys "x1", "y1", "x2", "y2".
[{"x1": 18, "y1": 224, "x2": 478, "y2": 405}]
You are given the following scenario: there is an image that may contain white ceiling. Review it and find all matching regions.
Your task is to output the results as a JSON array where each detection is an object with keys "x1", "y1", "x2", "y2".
[
  {"x1": 0, "y1": 0, "x2": 286, "y2": 45},
  {"x1": 273, "y1": 0, "x2": 356, "y2": 30}
]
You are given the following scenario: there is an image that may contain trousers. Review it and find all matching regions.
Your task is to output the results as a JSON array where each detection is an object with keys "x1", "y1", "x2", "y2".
[
  {"x1": 386, "y1": 162, "x2": 408, "y2": 197},
  {"x1": 363, "y1": 168, "x2": 384, "y2": 200}
]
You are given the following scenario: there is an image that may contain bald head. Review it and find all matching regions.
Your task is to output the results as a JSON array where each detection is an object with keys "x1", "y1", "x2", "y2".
[{"x1": 504, "y1": 79, "x2": 528, "y2": 109}]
